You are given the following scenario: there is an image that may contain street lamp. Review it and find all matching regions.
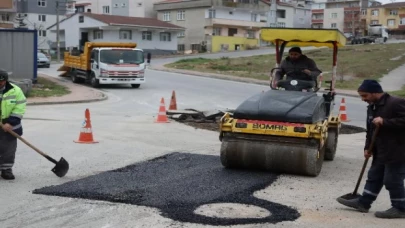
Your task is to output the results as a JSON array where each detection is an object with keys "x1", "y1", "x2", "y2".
[{"x1": 55, "y1": 0, "x2": 76, "y2": 63}]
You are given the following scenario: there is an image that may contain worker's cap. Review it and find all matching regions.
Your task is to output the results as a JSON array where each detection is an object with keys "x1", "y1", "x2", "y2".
[
  {"x1": 0, "y1": 69, "x2": 9, "y2": 81},
  {"x1": 288, "y1": 47, "x2": 302, "y2": 54},
  {"x1": 357, "y1": 79, "x2": 383, "y2": 93}
]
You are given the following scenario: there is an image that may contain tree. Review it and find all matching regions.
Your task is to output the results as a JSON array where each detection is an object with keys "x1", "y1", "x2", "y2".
[{"x1": 14, "y1": 14, "x2": 48, "y2": 48}]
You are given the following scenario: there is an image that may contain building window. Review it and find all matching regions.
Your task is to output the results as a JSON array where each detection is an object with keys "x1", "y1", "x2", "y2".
[
  {"x1": 177, "y1": 10, "x2": 185, "y2": 20},
  {"x1": 38, "y1": 0, "x2": 46, "y2": 7},
  {"x1": 247, "y1": 30, "x2": 255, "y2": 39},
  {"x1": 177, "y1": 31, "x2": 185, "y2": 37},
  {"x1": 160, "y1": 32, "x2": 171, "y2": 42},
  {"x1": 400, "y1": 18, "x2": 405, "y2": 25},
  {"x1": 371, "y1": 20, "x2": 378, "y2": 24},
  {"x1": 251, "y1": 13, "x2": 257, "y2": 22},
  {"x1": 103, "y1": 6, "x2": 110, "y2": 14},
  {"x1": 119, "y1": 30, "x2": 132, "y2": 40},
  {"x1": 163, "y1": 12, "x2": 170, "y2": 21},
  {"x1": 142, "y1": 31, "x2": 152, "y2": 41},
  {"x1": 387, "y1": 19, "x2": 395, "y2": 26},
  {"x1": 178, "y1": 44, "x2": 185, "y2": 52},
  {"x1": 331, "y1": 23, "x2": 337, "y2": 28},
  {"x1": 38, "y1": 15, "x2": 46, "y2": 22},
  {"x1": 38, "y1": 30, "x2": 46, "y2": 37},
  {"x1": 113, "y1": 3, "x2": 118, "y2": 8},
  {"x1": 361, "y1": 9, "x2": 366, "y2": 15},
  {"x1": 208, "y1": 9, "x2": 215, "y2": 18},
  {"x1": 79, "y1": 15, "x2": 84, "y2": 23},
  {"x1": 331, "y1": 13, "x2": 337, "y2": 18},
  {"x1": 389, "y1": 10, "x2": 398, "y2": 16},
  {"x1": 93, "y1": 30, "x2": 103, "y2": 39},
  {"x1": 371, "y1": 10, "x2": 378, "y2": 16},
  {"x1": 213, "y1": 27, "x2": 221, "y2": 36}
]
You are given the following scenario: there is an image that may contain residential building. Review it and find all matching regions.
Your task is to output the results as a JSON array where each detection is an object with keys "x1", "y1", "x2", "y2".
[
  {"x1": 73, "y1": 0, "x2": 163, "y2": 18},
  {"x1": 311, "y1": 0, "x2": 381, "y2": 36},
  {"x1": 47, "y1": 13, "x2": 185, "y2": 55},
  {"x1": 13, "y1": 0, "x2": 74, "y2": 52},
  {"x1": 0, "y1": 0, "x2": 16, "y2": 29},
  {"x1": 361, "y1": 2, "x2": 405, "y2": 38},
  {"x1": 262, "y1": 0, "x2": 312, "y2": 28}
]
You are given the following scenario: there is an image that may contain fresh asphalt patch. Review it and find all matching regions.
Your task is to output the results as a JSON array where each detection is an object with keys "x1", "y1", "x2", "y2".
[{"x1": 33, "y1": 152, "x2": 300, "y2": 226}]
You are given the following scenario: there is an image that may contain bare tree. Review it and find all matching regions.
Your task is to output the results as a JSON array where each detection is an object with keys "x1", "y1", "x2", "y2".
[{"x1": 14, "y1": 14, "x2": 48, "y2": 48}]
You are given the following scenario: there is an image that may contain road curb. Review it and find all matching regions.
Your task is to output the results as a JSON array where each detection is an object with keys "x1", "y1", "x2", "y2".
[
  {"x1": 27, "y1": 94, "x2": 108, "y2": 106},
  {"x1": 26, "y1": 73, "x2": 109, "y2": 106},
  {"x1": 149, "y1": 66, "x2": 360, "y2": 98}
]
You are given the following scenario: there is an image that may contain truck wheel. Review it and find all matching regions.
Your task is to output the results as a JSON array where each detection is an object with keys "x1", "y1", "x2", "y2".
[
  {"x1": 71, "y1": 70, "x2": 81, "y2": 83},
  {"x1": 131, "y1": 84, "x2": 140, "y2": 88},
  {"x1": 90, "y1": 73, "x2": 100, "y2": 88}
]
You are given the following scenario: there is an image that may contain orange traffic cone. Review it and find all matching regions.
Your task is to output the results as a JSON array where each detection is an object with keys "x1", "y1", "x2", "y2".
[
  {"x1": 74, "y1": 108, "x2": 99, "y2": 143},
  {"x1": 155, "y1": 97, "x2": 169, "y2": 123},
  {"x1": 339, "y1": 97, "x2": 350, "y2": 122},
  {"x1": 169, "y1": 90, "x2": 177, "y2": 110}
]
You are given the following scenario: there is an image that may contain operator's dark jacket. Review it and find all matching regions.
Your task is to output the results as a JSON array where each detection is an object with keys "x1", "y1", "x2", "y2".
[
  {"x1": 275, "y1": 55, "x2": 322, "y2": 81},
  {"x1": 365, "y1": 93, "x2": 405, "y2": 164}
]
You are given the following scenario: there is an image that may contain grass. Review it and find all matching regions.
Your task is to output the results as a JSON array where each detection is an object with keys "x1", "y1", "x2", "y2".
[
  {"x1": 28, "y1": 76, "x2": 71, "y2": 98},
  {"x1": 390, "y1": 85, "x2": 405, "y2": 98},
  {"x1": 165, "y1": 43, "x2": 405, "y2": 90}
]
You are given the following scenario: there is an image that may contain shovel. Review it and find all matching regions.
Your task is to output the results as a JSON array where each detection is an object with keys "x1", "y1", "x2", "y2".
[
  {"x1": 337, "y1": 125, "x2": 380, "y2": 201},
  {"x1": 0, "y1": 123, "x2": 69, "y2": 177}
]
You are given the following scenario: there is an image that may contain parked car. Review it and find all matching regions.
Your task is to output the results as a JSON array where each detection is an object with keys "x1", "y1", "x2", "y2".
[{"x1": 37, "y1": 52, "x2": 50, "y2": 68}]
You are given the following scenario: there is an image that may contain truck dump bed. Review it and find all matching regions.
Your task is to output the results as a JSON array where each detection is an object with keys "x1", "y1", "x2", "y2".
[{"x1": 57, "y1": 42, "x2": 137, "y2": 72}]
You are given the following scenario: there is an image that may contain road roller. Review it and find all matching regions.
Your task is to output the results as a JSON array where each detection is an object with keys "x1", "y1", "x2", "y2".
[{"x1": 218, "y1": 28, "x2": 347, "y2": 177}]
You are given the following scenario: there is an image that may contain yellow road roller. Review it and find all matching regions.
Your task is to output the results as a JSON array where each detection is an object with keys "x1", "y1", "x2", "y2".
[{"x1": 218, "y1": 28, "x2": 347, "y2": 177}]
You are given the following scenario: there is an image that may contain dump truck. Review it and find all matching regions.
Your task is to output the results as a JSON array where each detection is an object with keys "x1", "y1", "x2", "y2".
[
  {"x1": 57, "y1": 42, "x2": 146, "y2": 88},
  {"x1": 219, "y1": 27, "x2": 347, "y2": 177},
  {"x1": 350, "y1": 24, "x2": 389, "y2": 44}
]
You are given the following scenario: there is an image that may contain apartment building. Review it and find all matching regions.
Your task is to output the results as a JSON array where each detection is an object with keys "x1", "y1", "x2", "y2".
[
  {"x1": 0, "y1": 0, "x2": 16, "y2": 29},
  {"x1": 74, "y1": 0, "x2": 163, "y2": 18},
  {"x1": 361, "y1": 2, "x2": 405, "y2": 37},
  {"x1": 262, "y1": 0, "x2": 312, "y2": 28},
  {"x1": 311, "y1": 0, "x2": 381, "y2": 36}
]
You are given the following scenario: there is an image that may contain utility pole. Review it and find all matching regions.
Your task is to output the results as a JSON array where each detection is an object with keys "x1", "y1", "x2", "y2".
[{"x1": 55, "y1": 0, "x2": 76, "y2": 63}]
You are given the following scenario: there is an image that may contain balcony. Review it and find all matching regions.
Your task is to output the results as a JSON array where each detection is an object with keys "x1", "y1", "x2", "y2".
[
  {"x1": 312, "y1": 19, "x2": 324, "y2": 24},
  {"x1": 312, "y1": 9, "x2": 324, "y2": 14},
  {"x1": 205, "y1": 18, "x2": 266, "y2": 29},
  {"x1": 0, "y1": 21, "x2": 14, "y2": 29},
  {"x1": 212, "y1": 0, "x2": 262, "y2": 11},
  {"x1": 344, "y1": 16, "x2": 360, "y2": 22},
  {"x1": 344, "y1": 7, "x2": 360, "y2": 12},
  {"x1": 154, "y1": 0, "x2": 212, "y2": 11}
]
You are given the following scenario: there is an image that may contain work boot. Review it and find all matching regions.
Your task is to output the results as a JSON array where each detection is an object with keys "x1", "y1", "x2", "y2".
[
  {"x1": 336, "y1": 197, "x2": 369, "y2": 213},
  {"x1": 375, "y1": 207, "x2": 405, "y2": 219},
  {"x1": 1, "y1": 169, "x2": 15, "y2": 180}
]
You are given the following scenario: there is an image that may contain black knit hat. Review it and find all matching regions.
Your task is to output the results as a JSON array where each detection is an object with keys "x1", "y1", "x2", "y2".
[
  {"x1": 289, "y1": 47, "x2": 302, "y2": 54},
  {"x1": 357, "y1": 79, "x2": 383, "y2": 93},
  {"x1": 0, "y1": 69, "x2": 9, "y2": 81}
]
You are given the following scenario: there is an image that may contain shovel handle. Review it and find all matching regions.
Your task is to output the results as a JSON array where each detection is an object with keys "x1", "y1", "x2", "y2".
[
  {"x1": 353, "y1": 125, "x2": 380, "y2": 195},
  {"x1": 0, "y1": 123, "x2": 58, "y2": 164}
]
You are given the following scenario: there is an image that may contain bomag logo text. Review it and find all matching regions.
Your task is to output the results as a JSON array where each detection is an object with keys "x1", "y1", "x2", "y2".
[{"x1": 252, "y1": 123, "x2": 288, "y2": 131}]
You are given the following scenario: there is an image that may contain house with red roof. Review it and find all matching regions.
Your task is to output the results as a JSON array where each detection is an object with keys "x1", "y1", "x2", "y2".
[{"x1": 47, "y1": 12, "x2": 185, "y2": 55}]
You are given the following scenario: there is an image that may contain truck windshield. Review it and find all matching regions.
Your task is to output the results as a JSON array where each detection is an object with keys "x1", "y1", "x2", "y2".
[{"x1": 100, "y1": 49, "x2": 144, "y2": 65}]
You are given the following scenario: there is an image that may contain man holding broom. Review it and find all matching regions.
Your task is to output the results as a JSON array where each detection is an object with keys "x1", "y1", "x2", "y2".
[{"x1": 337, "y1": 79, "x2": 405, "y2": 218}]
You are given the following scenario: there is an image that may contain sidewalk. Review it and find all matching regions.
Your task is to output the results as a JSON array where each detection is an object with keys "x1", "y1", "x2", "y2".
[{"x1": 27, "y1": 74, "x2": 108, "y2": 105}]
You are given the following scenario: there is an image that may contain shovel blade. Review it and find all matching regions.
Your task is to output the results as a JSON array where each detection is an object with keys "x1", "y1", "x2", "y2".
[
  {"x1": 337, "y1": 192, "x2": 362, "y2": 201},
  {"x1": 51, "y1": 157, "x2": 69, "y2": 177}
]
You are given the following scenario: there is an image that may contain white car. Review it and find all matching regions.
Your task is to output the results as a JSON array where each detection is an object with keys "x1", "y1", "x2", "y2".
[{"x1": 37, "y1": 53, "x2": 50, "y2": 68}]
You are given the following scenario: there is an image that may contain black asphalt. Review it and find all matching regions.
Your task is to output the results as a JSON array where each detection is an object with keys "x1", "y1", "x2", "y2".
[{"x1": 33, "y1": 152, "x2": 300, "y2": 226}]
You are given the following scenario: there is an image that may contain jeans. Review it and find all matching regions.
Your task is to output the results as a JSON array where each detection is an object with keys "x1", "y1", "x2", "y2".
[{"x1": 359, "y1": 161, "x2": 405, "y2": 211}]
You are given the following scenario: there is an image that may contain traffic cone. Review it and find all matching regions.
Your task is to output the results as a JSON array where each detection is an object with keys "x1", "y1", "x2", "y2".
[
  {"x1": 74, "y1": 108, "x2": 99, "y2": 143},
  {"x1": 169, "y1": 90, "x2": 177, "y2": 110},
  {"x1": 155, "y1": 97, "x2": 169, "y2": 123},
  {"x1": 339, "y1": 97, "x2": 350, "y2": 122}
]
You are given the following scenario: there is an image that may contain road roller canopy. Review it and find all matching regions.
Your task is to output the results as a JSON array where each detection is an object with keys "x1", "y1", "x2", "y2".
[{"x1": 260, "y1": 27, "x2": 347, "y2": 48}]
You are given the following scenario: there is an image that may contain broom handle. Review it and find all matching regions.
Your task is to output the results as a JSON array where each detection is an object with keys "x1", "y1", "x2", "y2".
[{"x1": 353, "y1": 125, "x2": 380, "y2": 195}]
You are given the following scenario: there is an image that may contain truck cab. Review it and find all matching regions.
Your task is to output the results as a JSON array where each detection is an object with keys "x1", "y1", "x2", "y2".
[{"x1": 90, "y1": 47, "x2": 145, "y2": 88}]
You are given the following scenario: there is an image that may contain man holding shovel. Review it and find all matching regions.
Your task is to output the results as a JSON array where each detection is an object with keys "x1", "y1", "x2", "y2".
[
  {"x1": 0, "y1": 69, "x2": 26, "y2": 180},
  {"x1": 337, "y1": 79, "x2": 405, "y2": 219}
]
